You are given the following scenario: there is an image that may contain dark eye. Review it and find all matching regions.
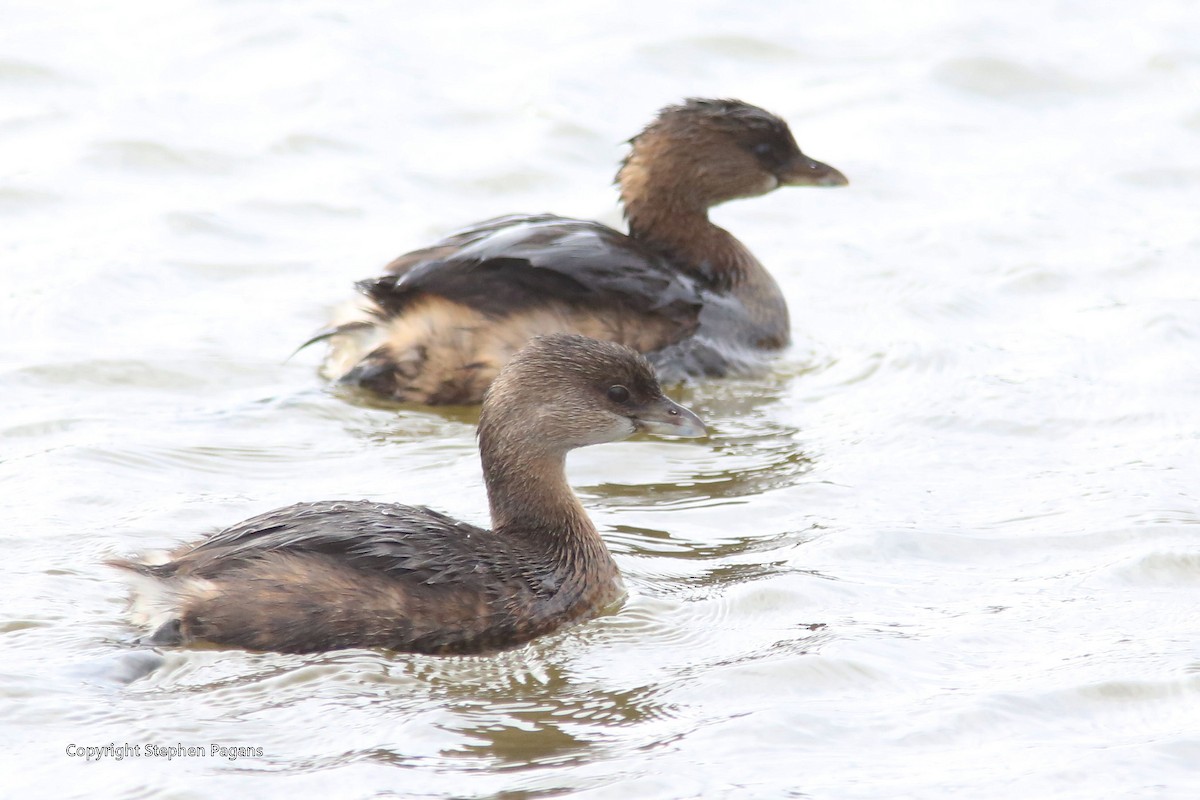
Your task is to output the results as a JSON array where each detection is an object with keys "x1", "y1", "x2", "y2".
[
  {"x1": 751, "y1": 140, "x2": 786, "y2": 168},
  {"x1": 607, "y1": 385, "x2": 630, "y2": 404}
]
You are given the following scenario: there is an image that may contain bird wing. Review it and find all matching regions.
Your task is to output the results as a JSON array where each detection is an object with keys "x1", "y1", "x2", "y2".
[
  {"x1": 361, "y1": 214, "x2": 703, "y2": 330},
  {"x1": 164, "y1": 500, "x2": 493, "y2": 586}
]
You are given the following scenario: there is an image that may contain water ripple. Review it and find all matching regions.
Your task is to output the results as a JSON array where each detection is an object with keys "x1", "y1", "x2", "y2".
[{"x1": 85, "y1": 141, "x2": 243, "y2": 175}]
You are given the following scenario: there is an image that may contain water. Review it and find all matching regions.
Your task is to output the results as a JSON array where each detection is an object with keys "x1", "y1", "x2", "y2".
[{"x1": 3, "y1": 1, "x2": 1199, "y2": 797}]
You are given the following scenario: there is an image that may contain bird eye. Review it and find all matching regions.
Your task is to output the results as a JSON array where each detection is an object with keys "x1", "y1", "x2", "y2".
[
  {"x1": 754, "y1": 142, "x2": 773, "y2": 156},
  {"x1": 607, "y1": 385, "x2": 630, "y2": 404}
]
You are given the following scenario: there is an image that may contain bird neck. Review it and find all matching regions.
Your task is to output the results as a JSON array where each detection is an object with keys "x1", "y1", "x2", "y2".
[
  {"x1": 616, "y1": 161, "x2": 760, "y2": 288},
  {"x1": 620, "y1": 189, "x2": 788, "y2": 347},
  {"x1": 479, "y1": 432, "x2": 603, "y2": 555}
]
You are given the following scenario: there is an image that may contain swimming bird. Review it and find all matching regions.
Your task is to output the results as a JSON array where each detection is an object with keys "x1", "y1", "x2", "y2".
[
  {"x1": 312, "y1": 98, "x2": 847, "y2": 404},
  {"x1": 112, "y1": 334, "x2": 707, "y2": 654}
]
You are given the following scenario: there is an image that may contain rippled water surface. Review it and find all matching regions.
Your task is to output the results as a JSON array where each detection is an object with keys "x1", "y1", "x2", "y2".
[{"x1": 3, "y1": 1, "x2": 1199, "y2": 797}]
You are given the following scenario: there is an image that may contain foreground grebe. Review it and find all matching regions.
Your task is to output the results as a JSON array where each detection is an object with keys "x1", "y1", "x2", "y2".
[
  {"x1": 310, "y1": 98, "x2": 847, "y2": 404},
  {"x1": 111, "y1": 335, "x2": 706, "y2": 655}
]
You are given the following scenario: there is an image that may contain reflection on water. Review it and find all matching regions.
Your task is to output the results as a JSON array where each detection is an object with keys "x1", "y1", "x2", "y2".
[
  {"x1": 4, "y1": 0, "x2": 1200, "y2": 798},
  {"x1": 588, "y1": 379, "x2": 816, "y2": 510}
]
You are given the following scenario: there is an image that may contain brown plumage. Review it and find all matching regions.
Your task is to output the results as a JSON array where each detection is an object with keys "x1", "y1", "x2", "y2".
[
  {"x1": 110, "y1": 334, "x2": 707, "y2": 655},
  {"x1": 310, "y1": 98, "x2": 848, "y2": 404}
]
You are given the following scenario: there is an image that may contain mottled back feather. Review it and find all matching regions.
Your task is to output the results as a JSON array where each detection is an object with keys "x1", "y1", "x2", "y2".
[
  {"x1": 152, "y1": 500, "x2": 497, "y2": 587},
  {"x1": 361, "y1": 215, "x2": 704, "y2": 332}
]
